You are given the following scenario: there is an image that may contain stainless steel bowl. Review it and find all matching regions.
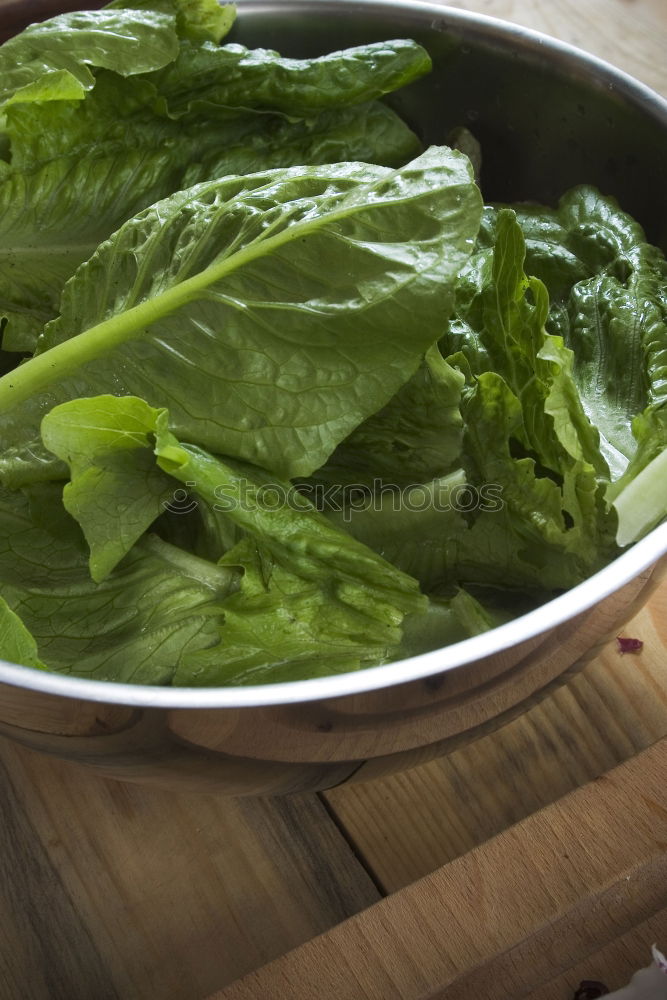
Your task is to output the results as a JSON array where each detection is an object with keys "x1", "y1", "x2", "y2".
[{"x1": 1, "y1": 0, "x2": 666, "y2": 794}]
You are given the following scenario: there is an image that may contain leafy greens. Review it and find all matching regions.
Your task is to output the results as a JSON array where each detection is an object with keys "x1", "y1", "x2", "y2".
[
  {"x1": 0, "y1": 0, "x2": 665, "y2": 686},
  {"x1": 0, "y1": 1, "x2": 429, "y2": 350}
]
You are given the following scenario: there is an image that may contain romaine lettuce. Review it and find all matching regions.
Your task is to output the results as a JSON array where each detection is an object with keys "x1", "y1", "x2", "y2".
[
  {"x1": 0, "y1": 148, "x2": 482, "y2": 480},
  {"x1": 0, "y1": 1, "x2": 428, "y2": 350}
]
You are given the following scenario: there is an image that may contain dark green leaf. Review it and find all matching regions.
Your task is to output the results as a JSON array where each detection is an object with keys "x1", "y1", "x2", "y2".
[
  {"x1": 145, "y1": 37, "x2": 431, "y2": 119},
  {"x1": 313, "y1": 346, "x2": 465, "y2": 489},
  {"x1": 515, "y1": 187, "x2": 667, "y2": 479},
  {"x1": 0, "y1": 148, "x2": 482, "y2": 480}
]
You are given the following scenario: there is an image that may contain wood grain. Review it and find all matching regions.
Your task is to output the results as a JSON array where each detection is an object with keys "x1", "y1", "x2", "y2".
[
  {"x1": 0, "y1": 754, "x2": 117, "y2": 1000},
  {"x1": 325, "y1": 582, "x2": 667, "y2": 892},
  {"x1": 518, "y1": 910, "x2": 667, "y2": 1000},
  {"x1": 0, "y1": 741, "x2": 379, "y2": 1000},
  {"x1": 210, "y1": 735, "x2": 667, "y2": 1000}
]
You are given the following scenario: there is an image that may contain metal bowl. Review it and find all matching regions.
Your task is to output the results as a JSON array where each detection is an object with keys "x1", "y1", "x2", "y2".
[{"x1": 1, "y1": 0, "x2": 666, "y2": 794}]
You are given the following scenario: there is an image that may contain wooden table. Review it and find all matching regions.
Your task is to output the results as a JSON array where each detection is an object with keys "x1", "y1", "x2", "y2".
[{"x1": 1, "y1": 2, "x2": 666, "y2": 998}]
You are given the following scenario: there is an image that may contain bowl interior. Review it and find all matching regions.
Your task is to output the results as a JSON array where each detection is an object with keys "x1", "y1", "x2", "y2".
[{"x1": 231, "y1": 0, "x2": 667, "y2": 249}]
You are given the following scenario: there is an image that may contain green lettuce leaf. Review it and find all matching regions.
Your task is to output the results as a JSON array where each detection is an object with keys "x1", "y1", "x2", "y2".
[
  {"x1": 0, "y1": 151, "x2": 195, "y2": 352},
  {"x1": 106, "y1": 0, "x2": 236, "y2": 44},
  {"x1": 328, "y1": 209, "x2": 618, "y2": 596},
  {"x1": 155, "y1": 423, "x2": 422, "y2": 614},
  {"x1": 332, "y1": 374, "x2": 613, "y2": 594},
  {"x1": 189, "y1": 546, "x2": 493, "y2": 682},
  {"x1": 396, "y1": 590, "x2": 504, "y2": 659},
  {"x1": 509, "y1": 186, "x2": 667, "y2": 544},
  {"x1": 0, "y1": 148, "x2": 482, "y2": 482},
  {"x1": 313, "y1": 345, "x2": 465, "y2": 489},
  {"x1": 514, "y1": 186, "x2": 667, "y2": 480},
  {"x1": 1, "y1": 90, "x2": 419, "y2": 353},
  {"x1": 34, "y1": 392, "x2": 436, "y2": 684},
  {"x1": 144, "y1": 38, "x2": 431, "y2": 119},
  {"x1": 181, "y1": 101, "x2": 422, "y2": 185},
  {"x1": 34, "y1": 396, "x2": 434, "y2": 684},
  {"x1": 39, "y1": 391, "x2": 241, "y2": 578},
  {"x1": 458, "y1": 371, "x2": 615, "y2": 589},
  {"x1": 0, "y1": 7, "x2": 428, "y2": 351},
  {"x1": 0, "y1": 438, "x2": 65, "y2": 488},
  {"x1": 0, "y1": 18, "x2": 425, "y2": 352},
  {"x1": 444, "y1": 212, "x2": 611, "y2": 565},
  {"x1": 5, "y1": 71, "x2": 214, "y2": 172},
  {"x1": 183, "y1": 537, "x2": 380, "y2": 684},
  {"x1": 174, "y1": 0, "x2": 236, "y2": 43},
  {"x1": 41, "y1": 395, "x2": 174, "y2": 582},
  {"x1": 156, "y1": 415, "x2": 428, "y2": 684},
  {"x1": 443, "y1": 209, "x2": 606, "y2": 476},
  {"x1": 0, "y1": 0, "x2": 235, "y2": 113},
  {"x1": 0, "y1": 7, "x2": 181, "y2": 110},
  {"x1": 325, "y1": 471, "x2": 468, "y2": 589},
  {"x1": 0, "y1": 596, "x2": 45, "y2": 670},
  {"x1": 42, "y1": 391, "x2": 425, "y2": 616},
  {"x1": 447, "y1": 211, "x2": 617, "y2": 581},
  {"x1": 7, "y1": 73, "x2": 419, "y2": 177},
  {"x1": 0, "y1": 485, "x2": 236, "y2": 683}
]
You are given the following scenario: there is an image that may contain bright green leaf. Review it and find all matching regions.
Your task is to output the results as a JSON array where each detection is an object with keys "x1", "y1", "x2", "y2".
[{"x1": 0, "y1": 596, "x2": 45, "y2": 670}]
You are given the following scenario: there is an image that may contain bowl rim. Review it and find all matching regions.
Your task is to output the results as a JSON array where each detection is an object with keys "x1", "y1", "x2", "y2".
[
  {"x1": 2, "y1": 521, "x2": 666, "y2": 708},
  {"x1": 1, "y1": 0, "x2": 666, "y2": 709}
]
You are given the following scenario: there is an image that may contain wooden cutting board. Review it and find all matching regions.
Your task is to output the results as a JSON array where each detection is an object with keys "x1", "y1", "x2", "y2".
[{"x1": 209, "y1": 733, "x2": 667, "y2": 1000}]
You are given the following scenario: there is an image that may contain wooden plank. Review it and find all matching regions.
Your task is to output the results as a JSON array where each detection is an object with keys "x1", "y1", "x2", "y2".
[
  {"x1": 325, "y1": 582, "x2": 667, "y2": 892},
  {"x1": 0, "y1": 754, "x2": 118, "y2": 1000},
  {"x1": 209, "y1": 735, "x2": 667, "y2": 1000},
  {"x1": 0, "y1": 739, "x2": 380, "y2": 1000}
]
